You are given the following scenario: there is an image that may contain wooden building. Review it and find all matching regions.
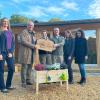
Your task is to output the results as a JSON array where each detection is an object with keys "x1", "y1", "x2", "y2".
[{"x1": 11, "y1": 18, "x2": 100, "y2": 65}]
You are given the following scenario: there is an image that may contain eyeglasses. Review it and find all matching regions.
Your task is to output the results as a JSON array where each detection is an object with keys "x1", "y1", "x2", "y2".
[{"x1": 28, "y1": 24, "x2": 34, "y2": 26}]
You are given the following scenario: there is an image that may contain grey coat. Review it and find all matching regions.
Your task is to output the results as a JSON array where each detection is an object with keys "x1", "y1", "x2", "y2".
[
  {"x1": 52, "y1": 36, "x2": 65, "y2": 56},
  {"x1": 18, "y1": 29, "x2": 35, "y2": 64}
]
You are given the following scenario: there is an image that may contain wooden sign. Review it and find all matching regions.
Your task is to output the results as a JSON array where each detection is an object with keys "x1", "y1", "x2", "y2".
[{"x1": 36, "y1": 39, "x2": 54, "y2": 52}]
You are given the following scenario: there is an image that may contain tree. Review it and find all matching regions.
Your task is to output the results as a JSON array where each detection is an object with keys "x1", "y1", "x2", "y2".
[
  {"x1": 0, "y1": 11, "x2": 1, "y2": 19},
  {"x1": 48, "y1": 18, "x2": 62, "y2": 22},
  {"x1": 31, "y1": 18, "x2": 39, "y2": 23},
  {"x1": 10, "y1": 14, "x2": 30, "y2": 24}
]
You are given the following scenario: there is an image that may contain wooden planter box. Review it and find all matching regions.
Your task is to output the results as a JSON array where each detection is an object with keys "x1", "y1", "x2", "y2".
[{"x1": 33, "y1": 69, "x2": 68, "y2": 94}]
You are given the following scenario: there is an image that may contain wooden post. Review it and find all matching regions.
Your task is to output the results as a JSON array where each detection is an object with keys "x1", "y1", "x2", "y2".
[
  {"x1": 60, "y1": 81, "x2": 62, "y2": 86},
  {"x1": 96, "y1": 29, "x2": 100, "y2": 65},
  {"x1": 34, "y1": 48, "x2": 40, "y2": 66},
  {"x1": 36, "y1": 71, "x2": 39, "y2": 94},
  {"x1": 66, "y1": 80, "x2": 68, "y2": 90}
]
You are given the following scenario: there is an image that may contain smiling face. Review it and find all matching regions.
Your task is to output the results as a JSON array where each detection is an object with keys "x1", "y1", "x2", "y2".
[
  {"x1": 42, "y1": 31, "x2": 47, "y2": 37},
  {"x1": 27, "y1": 21, "x2": 34, "y2": 31},
  {"x1": 1, "y1": 18, "x2": 9, "y2": 28},
  {"x1": 65, "y1": 30, "x2": 71, "y2": 38},
  {"x1": 76, "y1": 31, "x2": 82, "y2": 37},
  {"x1": 53, "y1": 28, "x2": 60, "y2": 36}
]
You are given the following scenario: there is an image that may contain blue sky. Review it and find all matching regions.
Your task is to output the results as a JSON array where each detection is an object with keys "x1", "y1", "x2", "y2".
[
  {"x1": 0, "y1": 0, "x2": 100, "y2": 21},
  {"x1": 0, "y1": 0, "x2": 99, "y2": 38}
]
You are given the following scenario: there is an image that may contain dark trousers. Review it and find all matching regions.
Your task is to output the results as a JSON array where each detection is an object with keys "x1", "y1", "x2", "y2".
[
  {"x1": 64, "y1": 55, "x2": 73, "y2": 82},
  {"x1": 0, "y1": 52, "x2": 15, "y2": 90}
]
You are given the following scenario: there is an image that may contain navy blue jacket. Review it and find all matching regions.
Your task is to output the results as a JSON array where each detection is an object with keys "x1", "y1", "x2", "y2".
[
  {"x1": 0, "y1": 30, "x2": 15, "y2": 54},
  {"x1": 63, "y1": 38, "x2": 75, "y2": 58}
]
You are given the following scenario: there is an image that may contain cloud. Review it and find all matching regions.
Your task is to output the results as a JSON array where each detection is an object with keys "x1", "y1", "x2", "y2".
[
  {"x1": 20, "y1": 6, "x2": 48, "y2": 18},
  {"x1": 20, "y1": 5, "x2": 66, "y2": 18},
  {"x1": 63, "y1": 13, "x2": 69, "y2": 17},
  {"x1": 47, "y1": 6, "x2": 65, "y2": 14},
  {"x1": 11, "y1": 0, "x2": 32, "y2": 3},
  {"x1": 42, "y1": 0, "x2": 49, "y2": 4},
  {"x1": 61, "y1": 1, "x2": 79, "y2": 11},
  {"x1": 4, "y1": 0, "x2": 69, "y2": 20},
  {"x1": 88, "y1": 0, "x2": 100, "y2": 18},
  {"x1": 12, "y1": 0, "x2": 19, "y2": 3}
]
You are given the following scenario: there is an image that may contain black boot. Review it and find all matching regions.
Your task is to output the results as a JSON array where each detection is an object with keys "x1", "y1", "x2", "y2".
[
  {"x1": 68, "y1": 80, "x2": 74, "y2": 84},
  {"x1": 77, "y1": 77, "x2": 86, "y2": 85}
]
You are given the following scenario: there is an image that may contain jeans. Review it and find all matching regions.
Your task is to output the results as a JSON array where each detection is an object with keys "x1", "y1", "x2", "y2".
[
  {"x1": 78, "y1": 64, "x2": 86, "y2": 78},
  {"x1": 0, "y1": 52, "x2": 15, "y2": 90}
]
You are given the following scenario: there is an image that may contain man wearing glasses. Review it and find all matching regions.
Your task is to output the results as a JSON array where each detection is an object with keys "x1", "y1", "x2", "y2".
[{"x1": 18, "y1": 21, "x2": 36, "y2": 88}]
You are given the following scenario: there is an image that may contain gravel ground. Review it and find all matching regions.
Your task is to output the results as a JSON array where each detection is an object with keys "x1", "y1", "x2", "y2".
[{"x1": 0, "y1": 72, "x2": 100, "y2": 100}]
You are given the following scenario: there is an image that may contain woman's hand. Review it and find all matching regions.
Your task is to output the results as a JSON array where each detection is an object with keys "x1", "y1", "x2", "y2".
[
  {"x1": 68, "y1": 56, "x2": 71, "y2": 60},
  {"x1": 0, "y1": 54, "x2": 3, "y2": 60},
  {"x1": 8, "y1": 53, "x2": 13, "y2": 58},
  {"x1": 85, "y1": 56, "x2": 88, "y2": 60}
]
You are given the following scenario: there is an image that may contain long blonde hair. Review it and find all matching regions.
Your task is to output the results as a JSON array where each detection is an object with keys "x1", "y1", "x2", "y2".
[
  {"x1": 64, "y1": 30, "x2": 73, "y2": 38},
  {"x1": 0, "y1": 17, "x2": 11, "y2": 30}
]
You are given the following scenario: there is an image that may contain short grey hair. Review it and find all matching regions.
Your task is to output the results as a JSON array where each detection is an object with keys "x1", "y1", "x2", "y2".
[{"x1": 54, "y1": 27, "x2": 59, "y2": 31}]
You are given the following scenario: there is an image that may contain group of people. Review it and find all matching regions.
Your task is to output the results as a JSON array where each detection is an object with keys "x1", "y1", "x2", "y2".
[
  {"x1": 39, "y1": 27, "x2": 88, "y2": 85},
  {"x1": 0, "y1": 17, "x2": 88, "y2": 94}
]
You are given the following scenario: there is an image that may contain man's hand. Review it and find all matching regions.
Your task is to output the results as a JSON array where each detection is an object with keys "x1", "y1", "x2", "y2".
[
  {"x1": 8, "y1": 53, "x2": 13, "y2": 58},
  {"x1": 34, "y1": 45, "x2": 39, "y2": 49},
  {"x1": 54, "y1": 44, "x2": 59, "y2": 48},
  {"x1": 52, "y1": 47, "x2": 56, "y2": 51},
  {"x1": 0, "y1": 54, "x2": 3, "y2": 60}
]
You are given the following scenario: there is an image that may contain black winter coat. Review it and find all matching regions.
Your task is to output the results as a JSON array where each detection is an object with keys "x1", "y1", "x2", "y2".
[{"x1": 74, "y1": 37, "x2": 88, "y2": 64}]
